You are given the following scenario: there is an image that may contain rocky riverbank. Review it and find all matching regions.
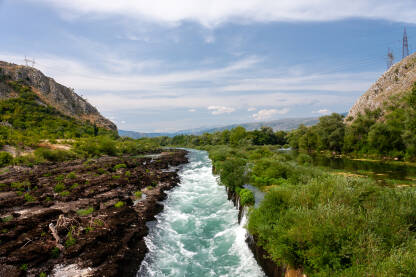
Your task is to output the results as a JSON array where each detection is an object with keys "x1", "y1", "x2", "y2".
[{"x1": 0, "y1": 149, "x2": 188, "y2": 277}]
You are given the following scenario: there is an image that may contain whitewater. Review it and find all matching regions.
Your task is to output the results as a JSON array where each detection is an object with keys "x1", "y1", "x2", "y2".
[{"x1": 137, "y1": 149, "x2": 264, "y2": 277}]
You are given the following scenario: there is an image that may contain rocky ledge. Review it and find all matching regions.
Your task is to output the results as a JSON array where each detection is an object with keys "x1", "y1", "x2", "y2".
[{"x1": 0, "y1": 150, "x2": 188, "y2": 277}]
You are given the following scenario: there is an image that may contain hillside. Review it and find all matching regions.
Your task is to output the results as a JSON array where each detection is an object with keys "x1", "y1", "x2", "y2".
[
  {"x1": 119, "y1": 117, "x2": 318, "y2": 138},
  {"x1": 0, "y1": 61, "x2": 116, "y2": 131},
  {"x1": 347, "y1": 52, "x2": 416, "y2": 121}
]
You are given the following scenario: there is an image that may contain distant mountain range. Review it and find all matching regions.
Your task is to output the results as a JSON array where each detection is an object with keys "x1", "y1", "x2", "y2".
[{"x1": 119, "y1": 117, "x2": 320, "y2": 138}]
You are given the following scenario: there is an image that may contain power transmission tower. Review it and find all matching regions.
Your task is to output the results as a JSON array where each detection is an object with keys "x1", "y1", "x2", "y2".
[
  {"x1": 387, "y1": 48, "x2": 394, "y2": 70},
  {"x1": 24, "y1": 56, "x2": 35, "y2": 67},
  {"x1": 403, "y1": 27, "x2": 409, "y2": 59}
]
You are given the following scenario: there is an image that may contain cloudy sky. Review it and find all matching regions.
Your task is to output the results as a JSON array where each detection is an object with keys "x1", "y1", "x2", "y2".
[{"x1": 0, "y1": 1, "x2": 415, "y2": 132}]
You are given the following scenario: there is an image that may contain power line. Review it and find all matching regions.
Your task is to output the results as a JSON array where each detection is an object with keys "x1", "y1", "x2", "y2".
[
  {"x1": 403, "y1": 27, "x2": 409, "y2": 59},
  {"x1": 24, "y1": 56, "x2": 35, "y2": 67}
]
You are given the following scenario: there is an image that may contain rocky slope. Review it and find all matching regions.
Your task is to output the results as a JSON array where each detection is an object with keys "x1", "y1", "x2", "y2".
[
  {"x1": 346, "y1": 52, "x2": 416, "y2": 121},
  {"x1": 0, "y1": 61, "x2": 116, "y2": 131}
]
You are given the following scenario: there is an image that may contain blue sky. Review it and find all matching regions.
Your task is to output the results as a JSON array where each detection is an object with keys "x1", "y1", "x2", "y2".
[{"x1": 0, "y1": 0, "x2": 415, "y2": 132}]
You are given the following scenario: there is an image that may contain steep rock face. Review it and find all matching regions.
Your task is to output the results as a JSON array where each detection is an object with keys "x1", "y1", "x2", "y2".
[
  {"x1": 0, "y1": 61, "x2": 117, "y2": 131},
  {"x1": 346, "y1": 53, "x2": 416, "y2": 122}
]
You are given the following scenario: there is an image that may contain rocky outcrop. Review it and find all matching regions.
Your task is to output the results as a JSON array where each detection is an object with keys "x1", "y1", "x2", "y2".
[
  {"x1": 346, "y1": 52, "x2": 416, "y2": 122},
  {"x1": 0, "y1": 61, "x2": 116, "y2": 131}
]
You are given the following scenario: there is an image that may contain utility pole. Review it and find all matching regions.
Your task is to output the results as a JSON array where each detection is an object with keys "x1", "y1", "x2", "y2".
[
  {"x1": 24, "y1": 56, "x2": 35, "y2": 67},
  {"x1": 403, "y1": 27, "x2": 409, "y2": 59},
  {"x1": 387, "y1": 48, "x2": 394, "y2": 70}
]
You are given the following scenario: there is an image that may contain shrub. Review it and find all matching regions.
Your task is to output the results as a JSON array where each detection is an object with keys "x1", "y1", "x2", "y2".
[
  {"x1": 34, "y1": 148, "x2": 75, "y2": 163},
  {"x1": 297, "y1": 153, "x2": 313, "y2": 165},
  {"x1": 114, "y1": 201, "x2": 125, "y2": 208},
  {"x1": 50, "y1": 247, "x2": 60, "y2": 258},
  {"x1": 0, "y1": 151, "x2": 13, "y2": 167},
  {"x1": 66, "y1": 172, "x2": 76, "y2": 179},
  {"x1": 239, "y1": 189, "x2": 255, "y2": 206},
  {"x1": 114, "y1": 163, "x2": 127, "y2": 170},
  {"x1": 59, "y1": 190, "x2": 70, "y2": 197},
  {"x1": 24, "y1": 193, "x2": 35, "y2": 202},
  {"x1": 97, "y1": 168, "x2": 106, "y2": 174},
  {"x1": 54, "y1": 183, "x2": 65, "y2": 193},
  {"x1": 134, "y1": 191, "x2": 142, "y2": 198},
  {"x1": 76, "y1": 207, "x2": 94, "y2": 216},
  {"x1": 70, "y1": 183, "x2": 79, "y2": 190}
]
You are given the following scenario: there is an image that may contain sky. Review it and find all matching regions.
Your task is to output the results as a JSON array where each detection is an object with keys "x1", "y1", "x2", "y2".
[{"x1": 0, "y1": 0, "x2": 415, "y2": 132}]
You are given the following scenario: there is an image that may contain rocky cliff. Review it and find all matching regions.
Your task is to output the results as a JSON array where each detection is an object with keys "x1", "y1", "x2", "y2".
[
  {"x1": 346, "y1": 52, "x2": 416, "y2": 122},
  {"x1": 0, "y1": 61, "x2": 116, "y2": 131}
]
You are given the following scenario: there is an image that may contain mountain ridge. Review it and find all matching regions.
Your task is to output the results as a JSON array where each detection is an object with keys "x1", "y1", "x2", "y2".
[
  {"x1": 347, "y1": 52, "x2": 416, "y2": 121},
  {"x1": 0, "y1": 61, "x2": 116, "y2": 131},
  {"x1": 119, "y1": 116, "x2": 319, "y2": 138}
]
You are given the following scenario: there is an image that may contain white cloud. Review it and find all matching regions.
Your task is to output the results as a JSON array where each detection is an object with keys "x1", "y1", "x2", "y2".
[
  {"x1": 248, "y1": 107, "x2": 256, "y2": 111},
  {"x1": 208, "y1": 106, "x2": 235, "y2": 115},
  {"x1": 27, "y1": 0, "x2": 416, "y2": 26},
  {"x1": 314, "y1": 109, "x2": 331, "y2": 115},
  {"x1": 189, "y1": 108, "x2": 196, "y2": 112},
  {"x1": 252, "y1": 108, "x2": 289, "y2": 121},
  {"x1": 0, "y1": 52, "x2": 372, "y2": 113}
]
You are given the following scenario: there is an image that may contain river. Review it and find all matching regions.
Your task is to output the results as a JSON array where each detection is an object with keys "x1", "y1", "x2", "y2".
[{"x1": 137, "y1": 149, "x2": 265, "y2": 277}]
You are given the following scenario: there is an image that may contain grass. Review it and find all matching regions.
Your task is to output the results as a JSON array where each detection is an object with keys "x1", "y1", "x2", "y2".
[
  {"x1": 114, "y1": 201, "x2": 125, "y2": 208},
  {"x1": 146, "y1": 186, "x2": 154, "y2": 190},
  {"x1": 65, "y1": 229, "x2": 76, "y2": 247},
  {"x1": 134, "y1": 191, "x2": 142, "y2": 198},
  {"x1": 1, "y1": 215, "x2": 13, "y2": 222},
  {"x1": 76, "y1": 207, "x2": 94, "y2": 216}
]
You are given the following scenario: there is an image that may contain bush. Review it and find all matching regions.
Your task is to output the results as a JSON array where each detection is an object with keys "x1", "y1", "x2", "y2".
[
  {"x1": 114, "y1": 163, "x2": 127, "y2": 170},
  {"x1": 239, "y1": 188, "x2": 255, "y2": 206},
  {"x1": 54, "y1": 183, "x2": 65, "y2": 193},
  {"x1": 296, "y1": 153, "x2": 313, "y2": 165},
  {"x1": 114, "y1": 201, "x2": 125, "y2": 208},
  {"x1": 0, "y1": 151, "x2": 13, "y2": 167},
  {"x1": 24, "y1": 193, "x2": 35, "y2": 202},
  {"x1": 34, "y1": 148, "x2": 75, "y2": 163}
]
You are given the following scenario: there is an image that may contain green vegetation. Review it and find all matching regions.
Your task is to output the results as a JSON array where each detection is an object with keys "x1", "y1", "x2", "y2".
[
  {"x1": 66, "y1": 172, "x2": 76, "y2": 179},
  {"x1": 65, "y1": 229, "x2": 76, "y2": 247},
  {"x1": 114, "y1": 163, "x2": 127, "y2": 170},
  {"x1": 0, "y1": 82, "x2": 161, "y2": 168},
  {"x1": 134, "y1": 191, "x2": 143, "y2": 198},
  {"x1": 50, "y1": 247, "x2": 60, "y2": 258},
  {"x1": 1, "y1": 215, "x2": 13, "y2": 222},
  {"x1": 76, "y1": 207, "x2": 94, "y2": 216},
  {"x1": 24, "y1": 193, "x2": 35, "y2": 202},
  {"x1": 114, "y1": 201, "x2": 125, "y2": 208},
  {"x1": 0, "y1": 151, "x2": 13, "y2": 167},
  {"x1": 54, "y1": 183, "x2": 65, "y2": 193},
  {"x1": 59, "y1": 190, "x2": 70, "y2": 197},
  {"x1": 287, "y1": 83, "x2": 416, "y2": 160}
]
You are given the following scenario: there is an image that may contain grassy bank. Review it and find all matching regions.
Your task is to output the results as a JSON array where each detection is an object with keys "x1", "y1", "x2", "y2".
[{"x1": 204, "y1": 145, "x2": 416, "y2": 276}]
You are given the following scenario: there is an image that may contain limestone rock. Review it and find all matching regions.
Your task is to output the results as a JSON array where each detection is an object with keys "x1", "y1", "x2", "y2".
[
  {"x1": 0, "y1": 61, "x2": 116, "y2": 131},
  {"x1": 346, "y1": 52, "x2": 416, "y2": 122}
]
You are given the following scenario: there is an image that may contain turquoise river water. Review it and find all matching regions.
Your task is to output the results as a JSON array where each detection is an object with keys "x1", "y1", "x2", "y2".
[{"x1": 137, "y1": 149, "x2": 264, "y2": 277}]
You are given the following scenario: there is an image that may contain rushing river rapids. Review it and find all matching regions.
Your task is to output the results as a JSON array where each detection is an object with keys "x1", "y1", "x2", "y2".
[{"x1": 138, "y1": 149, "x2": 264, "y2": 277}]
